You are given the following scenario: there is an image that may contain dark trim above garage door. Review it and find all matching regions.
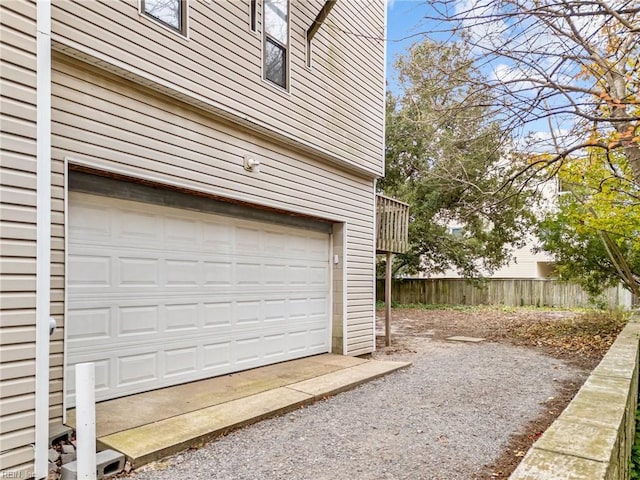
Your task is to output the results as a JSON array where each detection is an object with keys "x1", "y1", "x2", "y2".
[{"x1": 68, "y1": 170, "x2": 333, "y2": 234}]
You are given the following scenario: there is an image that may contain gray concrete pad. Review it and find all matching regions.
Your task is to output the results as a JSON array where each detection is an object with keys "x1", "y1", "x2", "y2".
[
  {"x1": 445, "y1": 336, "x2": 485, "y2": 343},
  {"x1": 73, "y1": 354, "x2": 409, "y2": 467},
  {"x1": 67, "y1": 353, "x2": 368, "y2": 437},
  {"x1": 98, "y1": 387, "x2": 314, "y2": 467},
  {"x1": 289, "y1": 359, "x2": 409, "y2": 398}
]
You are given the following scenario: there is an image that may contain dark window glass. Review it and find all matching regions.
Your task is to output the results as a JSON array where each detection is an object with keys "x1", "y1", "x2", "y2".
[
  {"x1": 250, "y1": 0, "x2": 257, "y2": 31},
  {"x1": 265, "y1": 38, "x2": 286, "y2": 88},
  {"x1": 143, "y1": 0, "x2": 183, "y2": 32},
  {"x1": 264, "y1": 0, "x2": 287, "y2": 43},
  {"x1": 263, "y1": 0, "x2": 288, "y2": 89}
]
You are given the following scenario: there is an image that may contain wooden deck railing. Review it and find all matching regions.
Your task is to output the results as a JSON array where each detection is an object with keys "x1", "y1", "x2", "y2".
[
  {"x1": 376, "y1": 194, "x2": 409, "y2": 254},
  {"x1": 376, "y1": 194, "x2": 410, "y2": 347}
]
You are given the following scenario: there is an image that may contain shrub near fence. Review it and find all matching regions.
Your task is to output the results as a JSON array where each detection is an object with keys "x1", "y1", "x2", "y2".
[{"x1": 376, "y1": 278, "x2": 636, "y2": 309}]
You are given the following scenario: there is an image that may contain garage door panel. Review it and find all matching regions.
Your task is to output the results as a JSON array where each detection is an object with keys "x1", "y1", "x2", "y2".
[
  {"x1": 68, "y1": 311, "x2": 331, "y2": 348},
  {"x1": 118, "y1": 210, "x2": 160, "y2": 240},
  {"x1": 202, "y1": 341, "x2": 232, "y2": 370},
  {"x1": 67, "y1": 192, "x2": 331, "y2": 404},
  {"x1": 68, "y1": 295, "x2": 328, "y2": 328},
  {"x1": 69, "y1": 252, "x2": 327, "y2": 291},
  {"x1": 203, "y1": 301, "x2": 233, "y2": 326},
  {"x1": 69, "y1": 203, "x2": 112, "y2": 239},
  {"x1": 66, "y1": 307, "x2": 112, "y2": 342},
  {"x1": 164, "y1": 347, "x2": 199, "y2": 377},
  {"x1": 117, "y1": 352, "x2": 159, "y2": 387},
  {"x1": 202, "y1": 224, "x2": 234, "y2": 253},
  {"x1": 68, "y1": 255, "x2": 111, "y2": 287},
  {"x1": 65, "y1": 358, "x2": 111, "y2": 399},
  {"x1": 67, "y1": 328, "x2": 330, "y2": 400},
  {"x1": 118, "y1": 305, "x2": 159, "y2": 335}
]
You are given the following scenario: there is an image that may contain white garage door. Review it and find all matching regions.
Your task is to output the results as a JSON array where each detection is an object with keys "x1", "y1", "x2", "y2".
[{"x1": 66, "y1": 191, "x2": 331, "y2": 404}]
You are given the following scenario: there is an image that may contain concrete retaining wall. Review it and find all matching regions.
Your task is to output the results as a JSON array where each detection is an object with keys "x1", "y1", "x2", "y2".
[{"x1": 510, "y1": 316, "x2": 640, "y2": 479}]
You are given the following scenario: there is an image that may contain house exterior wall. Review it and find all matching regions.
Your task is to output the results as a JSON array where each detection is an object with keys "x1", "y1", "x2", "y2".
[
  {"x1": 45, "y1": 0, "x2": 383, "y2": 426},
  {"x1": 488, "y1": 242, "x2": 555, "y2": 278},
  {"x1": 1, "y1": 0, "x2": 384, "y2": 463},
  {"x1": 428, "y1": 178, "x2": 559, "y2": 280},
  {"x1": 50, "y1": 0, "x2": 385, "y2": 176},
  {"x1": 427, "y1": 241, "x2": 555, "y2": 279},
  {"x1": 48, "y1": 56, "x2": 378, "y2": 422},
  {"x1": 1, "y1": 0, "x2": 38, "y2": 475}
]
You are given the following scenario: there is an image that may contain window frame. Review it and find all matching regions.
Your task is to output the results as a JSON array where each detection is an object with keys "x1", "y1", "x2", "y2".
[
  {"x1": 305, "y1": 36, "x2": 313, "y2": 69},
  {"x1": 140, "y1": 0, "x2": 188, "y2": 37},
  {"x1": 557, "y1": 176, "x2": 572, "y2": 195},
  {"x1": 250, "y1": 0, "x2": 258, "y2": 33},
  {"x1": 262, "y1": 0, "x2": 290, "y2": 91}
]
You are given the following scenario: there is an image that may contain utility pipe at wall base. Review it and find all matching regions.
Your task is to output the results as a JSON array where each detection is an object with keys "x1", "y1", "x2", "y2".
[{"x1": 76, "y1": 363, "x2": 97, "y2": 480}]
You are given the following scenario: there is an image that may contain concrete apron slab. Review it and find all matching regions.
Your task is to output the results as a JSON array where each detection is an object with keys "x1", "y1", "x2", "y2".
[
  {"x1": 67, "y1": 353, "x2": 369, "y2": 438},
  {"x1": 67, "y1": 354, "x2": 409, "y2": 468}
]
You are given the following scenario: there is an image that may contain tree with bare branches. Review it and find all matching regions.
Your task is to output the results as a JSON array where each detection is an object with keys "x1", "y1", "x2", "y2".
[
  {"x1": 424, "y1": 0, "x2": 639, "y2": 183},
  {"x1": 414, "y1": 1, "x2": 639, "y2": 296}
]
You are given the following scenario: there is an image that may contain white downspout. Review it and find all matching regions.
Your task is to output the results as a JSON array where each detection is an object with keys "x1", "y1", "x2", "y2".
[{"x1": 35, "y1": 0, "x2": 52, "y2": 478}]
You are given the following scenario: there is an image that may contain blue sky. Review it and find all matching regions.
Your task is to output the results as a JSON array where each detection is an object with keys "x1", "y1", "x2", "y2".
[
  {"x1": 386, "y1": 1, "x2": 439, "y2": 93},
  {"x1": 384, "y1": 2, "x2": 557, "y2": 141}
]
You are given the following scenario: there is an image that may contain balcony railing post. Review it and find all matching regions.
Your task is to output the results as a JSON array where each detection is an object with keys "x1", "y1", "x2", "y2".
[{"x1": 376, "y1": 194, "x2": 409, "y2": 347}]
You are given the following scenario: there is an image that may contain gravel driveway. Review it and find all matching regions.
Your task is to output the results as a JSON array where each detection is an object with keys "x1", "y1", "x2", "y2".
[{"x1": 131, "y1": 335, "x2": 585, "y2": 480}]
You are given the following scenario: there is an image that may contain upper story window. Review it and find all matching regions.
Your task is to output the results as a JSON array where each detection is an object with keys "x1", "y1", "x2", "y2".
[
  {"x1": 264, "y1": 0, "x2": 289, "y2": 89},
  {"x1": 142, "y1": 0, "x2": 187, "y2": 34}
]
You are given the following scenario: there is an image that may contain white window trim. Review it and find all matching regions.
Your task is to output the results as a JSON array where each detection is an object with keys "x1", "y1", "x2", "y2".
[{"x1": 138, "y1": 0, "x2": 190, "y2": 40}]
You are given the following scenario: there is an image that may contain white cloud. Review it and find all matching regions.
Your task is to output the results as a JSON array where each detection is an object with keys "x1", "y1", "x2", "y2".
[
  {"x1": 454, "y1": 0, "x2": 509, "y2": 52},
  {"x1": 454, "y1": 0, "x2": 611, "y2": 63}
]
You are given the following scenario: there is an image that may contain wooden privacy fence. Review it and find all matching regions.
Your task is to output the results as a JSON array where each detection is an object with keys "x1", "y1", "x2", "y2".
[{"x1": 376, "y1": 278, "x2": 637, "y2": 309}]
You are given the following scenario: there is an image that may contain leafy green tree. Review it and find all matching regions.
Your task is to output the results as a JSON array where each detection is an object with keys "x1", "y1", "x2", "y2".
[
  {"x1": 401, "y1": 2, "x2": 640, "y2": 297},
  {"x1": 537, "y1": 149, "x2": 640, "y2": 297},
  {"x1": 381, "y1": 39, "x2": 539, "y2": 277}
]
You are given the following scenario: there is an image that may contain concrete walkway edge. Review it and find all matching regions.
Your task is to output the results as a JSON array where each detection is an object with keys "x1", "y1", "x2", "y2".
[{"x1": 98, "y1": 359, "x2": 410, "y2": 467}]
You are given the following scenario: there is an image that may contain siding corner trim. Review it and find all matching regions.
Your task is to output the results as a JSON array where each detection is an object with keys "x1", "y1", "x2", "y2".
[{"x1": 35, "y1": 0, "x2": 52, "y2": 477}]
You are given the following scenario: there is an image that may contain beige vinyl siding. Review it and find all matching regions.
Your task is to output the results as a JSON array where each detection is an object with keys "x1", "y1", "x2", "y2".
[
  {"x1": 0, "y1": 0, "x2": 37, "y2": 474},
  {"x1": 485, "y1": 244, "x2": 555, "y2": 279},
  {"x1": 48, "y1": 161, "x2": 65, "y2": 424},
  {"x1": 50, "y1": 56, "x2": 375, "y2": 392},
  {"x1": 50, "y1": 0, "x2": 384, "y2": 175},
  {"x1": 429, "y1": 240, "x2": 556, "y2": 279}
]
